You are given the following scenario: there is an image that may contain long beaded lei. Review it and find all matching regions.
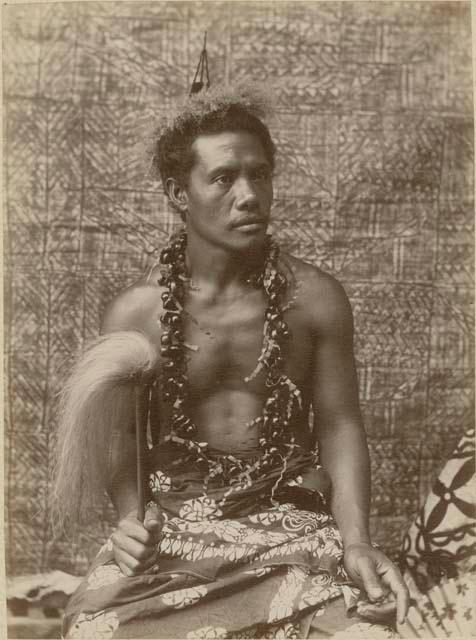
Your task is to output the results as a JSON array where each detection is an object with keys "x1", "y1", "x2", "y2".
[{"x1": 157, "y1": 229, "x2": 303, "y2": 504}]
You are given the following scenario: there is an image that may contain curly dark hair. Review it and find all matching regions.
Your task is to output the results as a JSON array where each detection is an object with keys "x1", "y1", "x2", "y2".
[{"x1": 150, "y1": 83, "x2": 276, "y2": 193}]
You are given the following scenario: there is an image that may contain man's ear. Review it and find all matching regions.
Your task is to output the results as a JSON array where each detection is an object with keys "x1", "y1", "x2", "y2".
[{"x1": 165, "y1": 178, "x2": 188, "y2": 214}]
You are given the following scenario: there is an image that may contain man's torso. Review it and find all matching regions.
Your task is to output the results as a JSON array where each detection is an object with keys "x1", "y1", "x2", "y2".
[{"x1": 103, "y1": 253, "x2": 335, "y2": 456}]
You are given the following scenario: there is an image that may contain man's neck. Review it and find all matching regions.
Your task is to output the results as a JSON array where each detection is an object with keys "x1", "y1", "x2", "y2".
[{"x1": 185, "y1": 232, "x2": 265, "y2": 298}]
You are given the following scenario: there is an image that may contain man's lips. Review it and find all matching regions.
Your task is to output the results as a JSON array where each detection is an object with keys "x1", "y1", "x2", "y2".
[{"x1": 233, "y1": 217, "x2": 267, "y2": 228}]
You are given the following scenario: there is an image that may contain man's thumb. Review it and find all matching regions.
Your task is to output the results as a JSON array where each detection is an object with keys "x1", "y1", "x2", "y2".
[{"x1": 143, "y1": 504, "x2": 163, "y2": 532}]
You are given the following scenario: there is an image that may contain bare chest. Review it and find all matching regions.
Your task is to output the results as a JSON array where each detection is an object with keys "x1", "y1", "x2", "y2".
[
  {"x1": 177, "y1": 293, "x2": 313, "y2": 398},
  {"x1": 148, "y1": 284, "x2": 315, "y2": 449}
]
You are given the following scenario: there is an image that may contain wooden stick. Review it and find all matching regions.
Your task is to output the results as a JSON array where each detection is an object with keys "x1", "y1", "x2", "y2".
[{"x1": 135, "y1": 384, "x2": 147, "y2": 522}]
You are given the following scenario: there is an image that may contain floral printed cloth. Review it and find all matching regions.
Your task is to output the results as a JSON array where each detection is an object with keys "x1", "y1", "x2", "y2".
[{"x1": 63, "y1": 444, "x2": 396, "y2": 639}]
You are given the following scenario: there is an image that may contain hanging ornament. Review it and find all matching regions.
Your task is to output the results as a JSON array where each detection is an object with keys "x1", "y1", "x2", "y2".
[{"x1": 157, "y1": 229, "x2": 302, "y2": 502}]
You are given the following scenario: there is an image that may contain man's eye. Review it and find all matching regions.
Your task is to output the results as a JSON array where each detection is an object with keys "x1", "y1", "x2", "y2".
[{"x1": 215, "y1": 175, "x2": 233, "y2": 185}]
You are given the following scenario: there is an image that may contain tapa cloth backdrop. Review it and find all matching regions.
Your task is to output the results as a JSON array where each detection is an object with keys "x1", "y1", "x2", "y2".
[{"x1": 4, "y1": 1, "x2": 473, "y2": 576}]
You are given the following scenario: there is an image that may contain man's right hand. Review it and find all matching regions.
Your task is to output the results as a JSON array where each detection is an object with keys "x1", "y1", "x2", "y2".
[{"x1": 111, "y1": 504, "x2": 163, "y2": 576}]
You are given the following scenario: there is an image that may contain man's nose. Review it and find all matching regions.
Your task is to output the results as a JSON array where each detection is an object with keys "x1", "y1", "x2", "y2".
[{"x1": 235, "y1": 177, "x2": 258, "y2": 210}]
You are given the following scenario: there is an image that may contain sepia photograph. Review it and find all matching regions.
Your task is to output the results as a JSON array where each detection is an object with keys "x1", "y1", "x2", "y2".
[{"x1": 3, "y1": 1, "x2": 475, "y2": 638}]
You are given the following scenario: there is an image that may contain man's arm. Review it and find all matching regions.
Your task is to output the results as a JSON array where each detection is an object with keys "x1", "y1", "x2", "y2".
[
  {"x1": 101, "y1": 283, "x2": 164, "y2": 575},
  {"x1": 311, "y1": 275, "x2": 371, "y2": 547},
  {"x1": 101, "y1": 284, "x2": 157, "y2": 516},
  {"x1": 310, "y1": 271, "x2": 409, "y2": 623}
]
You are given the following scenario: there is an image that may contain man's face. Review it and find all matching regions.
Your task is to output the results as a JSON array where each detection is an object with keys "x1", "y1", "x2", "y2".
[{"x1": 180, "y1": 130, "x2": 273, "y2": 252}]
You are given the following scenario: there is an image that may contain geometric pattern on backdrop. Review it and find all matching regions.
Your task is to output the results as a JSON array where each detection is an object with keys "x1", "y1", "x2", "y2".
[{"x1": 4, "y1": 1, "x2": 474, "y2": 575}]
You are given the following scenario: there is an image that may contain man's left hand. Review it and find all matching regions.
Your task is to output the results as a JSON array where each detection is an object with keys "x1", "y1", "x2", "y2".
[{"x1": 343, "y1": 542, "x2": 409, "y2": 625}]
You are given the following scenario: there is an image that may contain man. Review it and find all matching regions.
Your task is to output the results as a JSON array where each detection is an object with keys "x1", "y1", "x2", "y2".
[{"x1": 55, "y1": 83, "x2": 409, "y2": 638}]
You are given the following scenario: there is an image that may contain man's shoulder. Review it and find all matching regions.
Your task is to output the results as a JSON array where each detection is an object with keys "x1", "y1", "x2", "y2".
[
  {"x1": 282, "y1": 252, "x2": 353, "y2": 331},
  {"x1": 101, "y1": 268, "x2": 164, "y2": 336},
  {"x1": 283, "y1": 252, "x2": 349, "y2": 304}
]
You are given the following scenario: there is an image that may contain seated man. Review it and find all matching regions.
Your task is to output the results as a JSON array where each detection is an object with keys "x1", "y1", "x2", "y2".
[{"x1": 53, "y1": 82, "x2": 409, "y2": 639}]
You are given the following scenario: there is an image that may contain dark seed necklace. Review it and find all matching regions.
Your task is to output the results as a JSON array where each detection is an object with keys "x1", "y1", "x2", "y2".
[{"x1": 157, "y1": 229, "x2": 302, "y2": 495}]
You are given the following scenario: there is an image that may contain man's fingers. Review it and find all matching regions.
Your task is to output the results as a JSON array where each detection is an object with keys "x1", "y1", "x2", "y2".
[
  {"x1": 397, "y1": 589, "x2": 410, "y2": 625},
  {"x1": 116, "y1": 516, "x2": 160, "y2": 546},
  {"x1": 357, "y1": 557, "x2": 387, "y2": 601},
  {"x1": 143, "y1": 504, "x2": 164, "y2": 539},
  {"x1": 345, "y1": 545, "x2": 410, "y2": 624},
  {"x1": 138, "y1": 553, "x2": 158, "y2": 573},
  {"x1": 144, "y1": 563, "x2": 160, "y2": 575},
  {"x1": 115, "y1": 548, "x2": 142, "y2": 576},
  {"x1": 115, "y1": 532, "x2": 157, "y2": 562},
  {"x1": 117, "y1": 518, "x2": 151, "y2": 545},
  {"x1": 114, "y1": 547, "x2": 157, "y2": 576},
  {"x1": 357, "y1": 600, "x2": 396, "y2": 623},
  {"x1": 112, "y1": 510, "x2": 161, "y2": 576},
  {"x1": 380, "y1": 566, "x2": 410, "y2": 624}
]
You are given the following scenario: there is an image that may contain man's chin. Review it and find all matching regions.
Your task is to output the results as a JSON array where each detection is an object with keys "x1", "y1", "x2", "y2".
[{"x1": 230, "y1": 226, "x2": 268, "y2": 251}]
